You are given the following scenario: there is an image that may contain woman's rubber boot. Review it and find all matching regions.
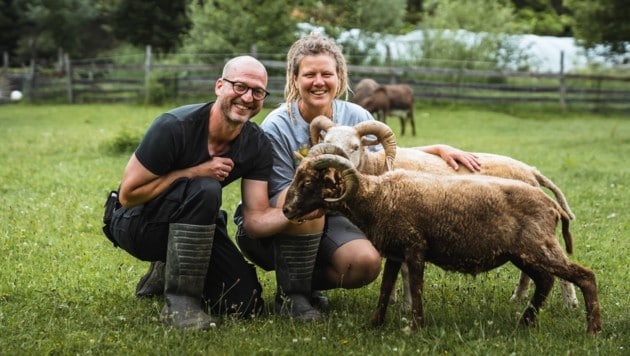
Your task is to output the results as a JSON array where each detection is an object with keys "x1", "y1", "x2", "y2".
[{"x1": 273, "y1": 233, "x2": 323, "y2": 322}]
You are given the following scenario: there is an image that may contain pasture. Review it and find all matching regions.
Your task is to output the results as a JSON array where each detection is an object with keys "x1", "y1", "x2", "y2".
[{"x1": 0, "y1": 103, "x2": 628, "y2": 355}]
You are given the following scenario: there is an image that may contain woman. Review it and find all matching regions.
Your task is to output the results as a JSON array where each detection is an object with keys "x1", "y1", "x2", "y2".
[{"x1": 235, "y1": 32, "x2": 481, "y2": 322}]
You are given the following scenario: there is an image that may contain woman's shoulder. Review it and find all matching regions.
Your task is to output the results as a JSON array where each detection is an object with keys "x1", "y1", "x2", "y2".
[
  {"x1": 261, "y1": 103, "x2": 290, "y2": 125},
  {"x1": 334, "y1": 100, "x2": 373, "y2": 124}
]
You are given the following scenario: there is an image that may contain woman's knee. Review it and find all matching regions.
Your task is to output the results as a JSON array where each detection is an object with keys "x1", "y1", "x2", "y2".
[{"x1": 332, "y1": 240, "x2": 382, "y2": 287}]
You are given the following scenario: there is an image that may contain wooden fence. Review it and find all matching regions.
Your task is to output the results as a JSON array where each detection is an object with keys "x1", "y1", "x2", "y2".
[{"x1": 3, "y1": 49, "x2": 629, "y2": 111}]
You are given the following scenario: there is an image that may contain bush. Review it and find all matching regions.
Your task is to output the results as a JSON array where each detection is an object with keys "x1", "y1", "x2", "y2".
[{"x1": 103, "y1": 129, "x2": 142, "y2": 155}]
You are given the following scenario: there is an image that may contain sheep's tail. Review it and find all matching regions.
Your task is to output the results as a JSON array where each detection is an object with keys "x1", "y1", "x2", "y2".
[
  {"x1": 561, "y1": 213, "x2": 573, "y2": 255},
  {"x1": 534, "y1": 170, "x2": 576, "y2": 220}
]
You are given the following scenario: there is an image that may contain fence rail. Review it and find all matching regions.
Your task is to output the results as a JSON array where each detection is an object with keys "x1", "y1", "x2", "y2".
[{"x1": 2, "y1": 49, "x2": 629, "y2": 111}]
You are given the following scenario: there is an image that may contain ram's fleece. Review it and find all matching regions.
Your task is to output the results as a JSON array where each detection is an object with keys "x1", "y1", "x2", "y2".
[
  {"x1": 283, "y1": 144, "x2": 601, "y2": 335},
  {"x1": 309, "y1": 115, "x2": 578, "y2": 308}
]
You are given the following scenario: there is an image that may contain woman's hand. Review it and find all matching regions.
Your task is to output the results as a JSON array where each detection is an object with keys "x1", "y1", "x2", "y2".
[{"x1": 424, "y1": 144, "x2": 481, "y2": 172}]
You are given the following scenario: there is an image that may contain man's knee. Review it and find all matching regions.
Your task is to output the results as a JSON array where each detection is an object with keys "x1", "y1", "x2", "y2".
[{"x1": 183, "y1": 178, "x2": 222, "y2": 224}]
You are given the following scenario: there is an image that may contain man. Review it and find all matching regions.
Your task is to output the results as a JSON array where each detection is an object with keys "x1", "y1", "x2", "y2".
[{"x1": 104, "y1": 56, "x2": 291, "y2": 330}]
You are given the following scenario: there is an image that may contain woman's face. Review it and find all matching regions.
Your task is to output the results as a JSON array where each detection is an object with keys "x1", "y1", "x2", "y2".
[{"x1": 295, "y1": 54, "x2": 339, "y2": 114}]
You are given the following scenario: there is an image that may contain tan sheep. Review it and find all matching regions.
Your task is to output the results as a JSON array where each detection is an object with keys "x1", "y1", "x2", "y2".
[
  {"x1": 283, "y1": 144, "x2": 601, "y2": 335},
  {"x1": 309, "y1": 115, "x2": 578, "y2": 309}
]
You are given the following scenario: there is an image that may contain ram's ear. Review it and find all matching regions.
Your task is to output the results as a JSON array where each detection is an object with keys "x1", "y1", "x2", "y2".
[{"x1": 293, "y1": 151, "x2": 305, "y2": 161}]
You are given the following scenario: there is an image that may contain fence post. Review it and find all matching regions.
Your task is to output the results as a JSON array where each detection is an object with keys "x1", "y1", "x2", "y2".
[
  {"x1": 559, "y1": 50, "x2": 566, "y2": 110},
  {"x1": 144, "y1": 45, "x2": 152, "y2": 104},
  {"x1": 65, "y1": 54, "x2": 73, "y2": 104},
  {"x1": 2, "y1": 51, "x2": 7, "y2": 73}
]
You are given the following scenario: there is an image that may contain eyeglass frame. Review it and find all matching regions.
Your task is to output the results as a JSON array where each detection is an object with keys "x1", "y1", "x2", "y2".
[{"x1": 221, "y1": 78, "x2": 270, "y2": 101}]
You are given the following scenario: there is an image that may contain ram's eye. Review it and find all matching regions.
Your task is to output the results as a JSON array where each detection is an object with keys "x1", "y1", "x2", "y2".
[{"x1": 303, "y1": 179, "x2": 312, "y2": 188}]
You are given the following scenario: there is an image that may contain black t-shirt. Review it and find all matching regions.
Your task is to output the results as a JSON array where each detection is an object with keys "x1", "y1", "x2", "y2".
[{"x1": 135, "y1": 102, "x2": 272, "y2": 186}]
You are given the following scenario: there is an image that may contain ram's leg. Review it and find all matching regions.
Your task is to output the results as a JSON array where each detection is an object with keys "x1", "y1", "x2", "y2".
[
  {"x1": 401, "y1": 262, "x2": 412, "y2": 312},
  {"x1": 515, "y1": 242, "x2": 601, "y2": 335},
  {"x1": 511, "y1": 269, "x2": 578, "y2": 309},
  {"x1": 399, "y1": 116, "x2": 406, "y2": 136},
  {"x1": 370, "y1": 258, "x2": 401, "y2": 327},
  {"x1": 407, "y1": 110, "x2": 416, "y2": 136},
  {"x1": 517, "y1": 266, "x2": 554, "y2": 327},
  {"x1": 539, "y1": 253, "x2": 601, "y2": 335},
  {"x1": 510, "y1": 271, "x2": 532, "y2": 301},
  {"x1": 405, "y1": 249, "x2": 426, "y2": 330},
  {"x1": 559, "y1": 279, "x2": 579, "y2": 308}
]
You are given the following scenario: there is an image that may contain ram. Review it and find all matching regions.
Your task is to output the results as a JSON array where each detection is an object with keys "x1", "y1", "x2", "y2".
[
  {"x1": 309, "y1": 115, "x2": 578, "y2": 309},
  {"x1": 283, "y1": 144, "x2": 601, "y2": 335},
  {"x1": 352, "y1": 79, "x2": 417, "y2": 136}
]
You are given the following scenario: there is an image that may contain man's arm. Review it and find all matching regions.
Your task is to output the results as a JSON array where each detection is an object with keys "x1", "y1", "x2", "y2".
[
  {"x1": 118, "y1": 153, "x2": 234, "y2": 208},
  {"x1": 240, "y1": 179, "x2": 324, "y2": 238}
]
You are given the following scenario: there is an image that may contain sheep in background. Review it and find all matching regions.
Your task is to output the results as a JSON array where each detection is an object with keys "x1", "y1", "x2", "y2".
[
  {"x1": 352, "y1": 79, "x2": 417, "y2": 136},
  {"x1": 358, "y1": 84, "x2": 416, "y2": 136},
  {"x1": 351, "y1": 78, "x2": 380, "y2": 105},
  {"x1": 308, "y1": 115, "x2": 578, "y2": 309},
  {"x1": 283, "y1": 144, "x2": 601, "y2": 335}
]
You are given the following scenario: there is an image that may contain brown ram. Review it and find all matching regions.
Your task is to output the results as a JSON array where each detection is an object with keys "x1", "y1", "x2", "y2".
[
  {"x1": 352, "y1": 79, "x2": 417, "y2": 136},
  {"x1": 283, "y1": 143, "x2": 601, "y2": 335},
  {"x1": 309, "y1": 115, "x2": 578, "y2": 309}
]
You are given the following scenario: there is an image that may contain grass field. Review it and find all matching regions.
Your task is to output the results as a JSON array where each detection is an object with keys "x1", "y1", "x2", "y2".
[{"x1": 0, "y1": 103, "x2": 628, "y2": 355}]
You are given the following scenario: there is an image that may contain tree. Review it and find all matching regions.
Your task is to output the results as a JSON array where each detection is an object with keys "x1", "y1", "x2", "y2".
[
  {"x1": 511, "y1": 0, "x2": 572, "y2": 36},
  {"x1": 10, "y1": 0, "x2": 116, "y2": 66},
  {"x1": 112, "y1": 0, "x2": 191, "y2": 54},
  {"x1": 294, "y1": 0, "x2": 408, "y2": 64},
  {"x1": 182, "y1": 0, "x2": 299, "y2": 61},
  {"x1": 565, "y1": 0, "x2": 630, "y2": 61},
  {"x1": 411, "y1": 0, "x2": 536, "y2": 70},
  {"x1": 0, "y1": 0, "x2": 22, "y2": 64}
]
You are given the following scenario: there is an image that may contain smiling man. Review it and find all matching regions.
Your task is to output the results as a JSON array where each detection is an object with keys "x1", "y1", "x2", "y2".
[{"x1": 103, "y1": 56, "x2": 285, "y2": 330}]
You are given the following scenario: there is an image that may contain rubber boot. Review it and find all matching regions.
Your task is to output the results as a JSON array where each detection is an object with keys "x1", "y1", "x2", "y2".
[
  {"x1": 159, "y1": 223, "x2": 218, "y2": 330},
  {"x1": 135, "y1": 261, "x2": 165, "y2": 298},
  {"x1": 273, "y1": 233, "x2": 323, "y2": 322}
]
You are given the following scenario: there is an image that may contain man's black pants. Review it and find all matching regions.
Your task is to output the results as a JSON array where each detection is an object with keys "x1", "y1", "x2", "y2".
[{"x1": 107, "y1": 177, "x2": 263, "y2": 316}]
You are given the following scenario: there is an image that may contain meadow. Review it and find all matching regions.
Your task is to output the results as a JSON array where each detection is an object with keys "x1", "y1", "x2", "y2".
[{"x1": 0, "y1": 103, "x2": 628, "y2": 355}]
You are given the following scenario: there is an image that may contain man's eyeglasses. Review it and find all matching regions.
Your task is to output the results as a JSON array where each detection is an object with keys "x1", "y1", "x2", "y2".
[{"x1": 222, "y1": 78, "x2": 270, "y2": 101}]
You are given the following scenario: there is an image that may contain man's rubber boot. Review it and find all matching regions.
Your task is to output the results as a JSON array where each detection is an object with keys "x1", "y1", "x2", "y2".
[
  {"x1": 159, "y1": 223, "x2": 218, "y2": 330},
  {"x1": 135, "y1": 261, "x2": 165, "y2": 298}
]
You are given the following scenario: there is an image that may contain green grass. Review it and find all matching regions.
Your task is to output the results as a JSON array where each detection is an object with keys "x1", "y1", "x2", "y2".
[{"x1": 1, "y1": 103, "x2": 628, "y2": 355}]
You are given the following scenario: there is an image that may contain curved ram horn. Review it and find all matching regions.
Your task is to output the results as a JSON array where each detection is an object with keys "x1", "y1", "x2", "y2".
[
  {"x1": 309, "y1": 115, "x2": 336, "y2": 146},
  {"x1": 310, "y1": 153, "x2": 358, "y2": 203},
  {"x1": 307, "y1": 142, "x2": 349, "y2": 159},
  {"x1": 354, "y1": 120, "x2": 397, "y2": 171}
]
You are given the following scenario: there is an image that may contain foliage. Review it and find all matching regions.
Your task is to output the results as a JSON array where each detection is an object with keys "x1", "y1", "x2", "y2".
[
  {"x1": 11, "y1": 0, "x2": 117, "y2": 65},
  {"x1": 0, "y1": 103, "x2": 629, "y2": 355},
  {"x1": 102, "y1": 129, "x2": 143, "y2": 155},
  {"x1": 295, "y1": 0, "x2": 408, "y2": 65},
  {"x1": 511, "y1": 0, "x2": 572, "y2": 36},
  {"x1": 565, "y1": 0, "x2": 630, "y2": 62},
  {"x1": 112, "y1": 0, "x2": 191, "y2": 55},
  {"x1": 0, "y1": 0, "x2": 22, "y2": 63},
  {"x1": 2, "y1": 0, "x2": 628, "y2": 70},
  {"x1": 405, "y1": 0, "x2": 536, "y2": 70},
  {"x1": 181, "y1": 0, "x2": 299, "y2": 61},
  {"x1": 297, "y1": 0, "x2": 407, "y2": 35}
]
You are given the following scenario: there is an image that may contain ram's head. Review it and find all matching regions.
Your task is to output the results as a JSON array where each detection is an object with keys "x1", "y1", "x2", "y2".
[{"x1": 283, "y1": 143, "x2": 358, "y2": 221}]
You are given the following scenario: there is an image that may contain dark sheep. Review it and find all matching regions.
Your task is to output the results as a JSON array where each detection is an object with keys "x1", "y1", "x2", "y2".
[{"x1": 283, "y1": 143, "x2": 601, "y2": 335}]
